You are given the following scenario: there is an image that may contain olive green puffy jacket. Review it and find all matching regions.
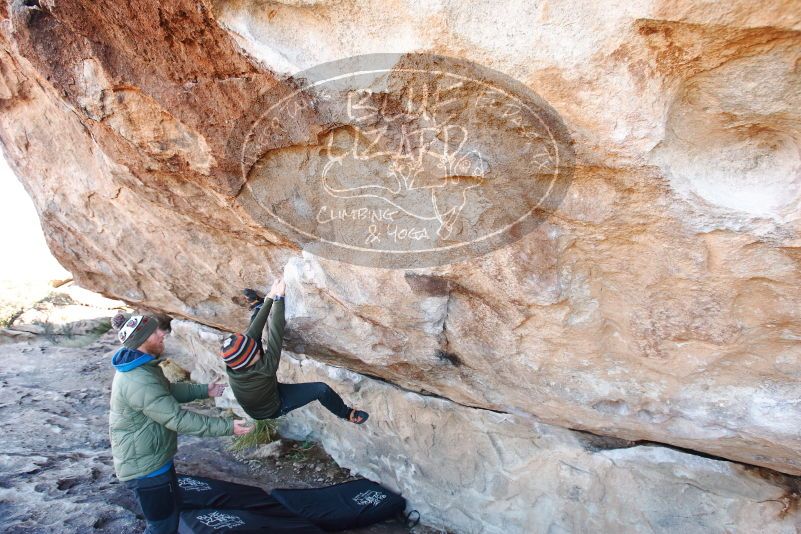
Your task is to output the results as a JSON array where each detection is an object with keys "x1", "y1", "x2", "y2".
[{"x1": 109, "y1": 359, "x2": 233, "y2": 481}]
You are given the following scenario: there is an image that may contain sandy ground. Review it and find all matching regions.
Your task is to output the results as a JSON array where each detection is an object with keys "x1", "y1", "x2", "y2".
[{"x1": 0, "y1": 284, "x2": 430, "y2": 533}]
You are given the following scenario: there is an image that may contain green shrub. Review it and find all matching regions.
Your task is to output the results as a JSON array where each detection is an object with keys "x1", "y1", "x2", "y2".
[
  {"x1": 0, "y1": 307, "x2": 23, "y2": 328},
  {"x1": 285, "y1": 440, "x2": 317, "y2": 462},
  {"x1": 89, "y1": 318, "x2": 112, "y2": 336}
]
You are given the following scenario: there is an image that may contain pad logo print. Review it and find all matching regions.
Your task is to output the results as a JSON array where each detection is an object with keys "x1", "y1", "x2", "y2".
[
  {"x1": 178, "y1": 477, "x2": 212, "y2": 492},
  {"x1": 353, "y1": 490, "x2": 387, "y2": 507},
  {"x1": 196, "y1": 511, "x2": 246, "y2": 529}
]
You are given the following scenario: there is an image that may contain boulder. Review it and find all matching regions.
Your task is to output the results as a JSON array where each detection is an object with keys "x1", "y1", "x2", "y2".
[
  {"x1": 167, "y1": 319, "x2": 801, "y2": 533},
  {"x1": 0, "y1": 0, "x2": 799, "y2": 476}
]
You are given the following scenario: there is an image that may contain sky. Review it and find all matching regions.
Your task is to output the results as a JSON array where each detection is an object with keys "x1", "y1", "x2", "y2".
[{"x1": 0, "y1": 149, "x2": 70, "y2": 282}]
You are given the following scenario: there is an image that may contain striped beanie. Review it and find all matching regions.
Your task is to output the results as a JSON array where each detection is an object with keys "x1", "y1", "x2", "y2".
[
  {"x1": 116, "y1": 314, "x2": 159, "y2": 349},
  {"x1": 221, "y1": 333, "x2": 260, "y2": 370}
]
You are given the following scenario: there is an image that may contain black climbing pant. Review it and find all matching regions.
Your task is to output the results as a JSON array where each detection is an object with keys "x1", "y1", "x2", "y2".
[{"x1": 274, "y1": 382, "x2": 352, "y2": 420}]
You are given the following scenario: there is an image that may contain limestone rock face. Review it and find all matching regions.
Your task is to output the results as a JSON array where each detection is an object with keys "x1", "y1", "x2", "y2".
[
  {"x1": 167, "y1": 319, "x2": 801, "y2": 533},
  {"x1": 1, "y1": 0, "x2": 801, "y2": 478}
]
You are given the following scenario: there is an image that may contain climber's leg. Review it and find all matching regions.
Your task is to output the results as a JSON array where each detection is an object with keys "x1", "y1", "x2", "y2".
[
  {"x1": 242, "y1": 288, "x2": 264, "y2": 322},
  {"x1": 248, "y1": 303, "x2": 263, "y2": 324},
  {"x1": 276, "y1": 382, "x2": 352, "y2": 420}
]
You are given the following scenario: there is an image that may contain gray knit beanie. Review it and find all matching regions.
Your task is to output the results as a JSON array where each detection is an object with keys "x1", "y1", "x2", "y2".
[{"x1": 113, "y1": 312, "x2": 159, "y2": 349}]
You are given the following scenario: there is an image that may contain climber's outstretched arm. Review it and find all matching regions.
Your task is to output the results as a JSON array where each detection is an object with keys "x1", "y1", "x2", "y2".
[{"x1": 263, "y1": 297, "x2": 285, "y2": 373}]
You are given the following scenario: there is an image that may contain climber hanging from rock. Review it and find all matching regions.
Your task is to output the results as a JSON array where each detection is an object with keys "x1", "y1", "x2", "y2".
[{"x1": 223, "y1": 274, "x2": 369, "y2": 425}]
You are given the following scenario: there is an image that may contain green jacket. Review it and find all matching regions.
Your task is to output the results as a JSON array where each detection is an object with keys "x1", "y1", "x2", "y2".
[
  {"x1": 226, "y1": 298, "x2": 285, "y2": 420},
  {"x1": 109, "y1": 349, "x2": 233, "y2": 481}
]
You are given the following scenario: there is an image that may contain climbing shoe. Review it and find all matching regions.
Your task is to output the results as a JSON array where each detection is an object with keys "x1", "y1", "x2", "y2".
[
  {"x1": 242, "y1": 288, "x2": 264, "y2": 308},
  {"x1": 348, "y1": 409, "x2": 369, "y2": 425}
]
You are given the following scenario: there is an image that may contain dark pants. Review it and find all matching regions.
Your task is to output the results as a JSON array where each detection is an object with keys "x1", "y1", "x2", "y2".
[
  {"x1": 126, "y1": 465, "x2": 181, "y2": 534},
  {"x1": 277, "y1": 382, "x2": 351, "y2": 420},
  {"x1": 249, "y1": 302, "x2": 263, "y2": 323}
]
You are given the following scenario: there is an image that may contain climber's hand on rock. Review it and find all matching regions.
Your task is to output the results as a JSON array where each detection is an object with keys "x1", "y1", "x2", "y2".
[
  {"x1": 233, "y1": 420, "x2": 255, "y2": 435},
  {"x1": 207, "y1": 381, "x2": 226, "y2": 398},
  {"x1": 266, "y1": 278, "x2": 284, "y2": 298},
  {"x1": 274, "y1": 278, "x2": 285, "y2": 297},
  {"x1": 267, "y1": 278, "x2": 280, "y2": 298}
]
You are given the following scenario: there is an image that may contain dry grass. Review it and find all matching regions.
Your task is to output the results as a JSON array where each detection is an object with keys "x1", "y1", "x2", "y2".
[{"x1": 229, "y1": 419, "x2": 280, "y2": 452}]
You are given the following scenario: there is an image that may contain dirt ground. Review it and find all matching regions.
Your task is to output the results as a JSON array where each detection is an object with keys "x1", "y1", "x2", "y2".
[{"x1": 0, "y1": 284, "x2": 436, "y2": 533}]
